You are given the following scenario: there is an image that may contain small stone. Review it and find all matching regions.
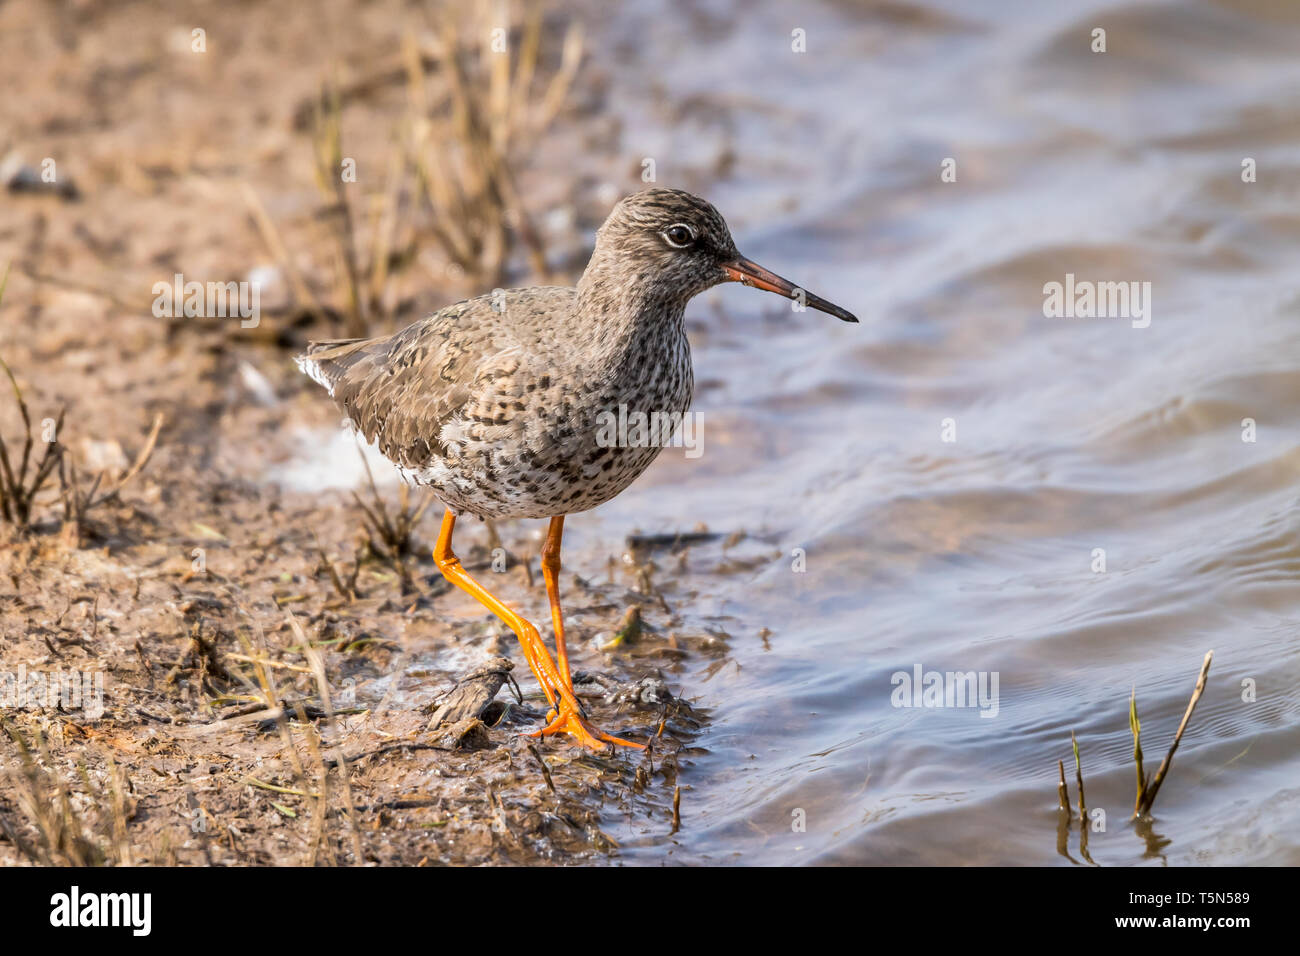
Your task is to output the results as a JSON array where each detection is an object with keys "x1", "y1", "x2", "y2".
[
  {"x1": 606, "y1": 676, "x2": 673, "y2": 707},
  {"x1": 434, "y1": 717, "x2": 492, "y2": 750}
]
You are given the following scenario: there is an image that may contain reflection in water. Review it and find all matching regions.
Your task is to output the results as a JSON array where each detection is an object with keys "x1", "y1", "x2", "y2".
[
  {"x1": 1079, "y1": 818, "x2": 1096, "y2": 868},
  {"x1": 1136, "y1": 818, "x2": 1173, "y2": 864}
]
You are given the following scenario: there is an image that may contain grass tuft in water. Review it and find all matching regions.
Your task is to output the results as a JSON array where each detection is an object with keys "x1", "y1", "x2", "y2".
[
  {"x1": 1056, "y1": 650, "x2": 1213, "y2": 831},
  {"x1": 1131, "y1": 650, "x2": 1213, "y2": 820}
]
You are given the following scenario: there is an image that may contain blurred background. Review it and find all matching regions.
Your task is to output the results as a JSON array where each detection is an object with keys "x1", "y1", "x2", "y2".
[{"x1": 2, "y1": 0, "x2": 1299, "y2": 865}]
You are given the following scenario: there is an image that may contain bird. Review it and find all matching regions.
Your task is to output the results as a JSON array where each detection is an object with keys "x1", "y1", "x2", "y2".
[{"x1": 296, "y1": 188, "x2": 857, "y2": 750}]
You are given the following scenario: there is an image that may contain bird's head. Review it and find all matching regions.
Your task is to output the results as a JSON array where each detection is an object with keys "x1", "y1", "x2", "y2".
[{"x1": 587, "y1": 187, "x2": 858, "y2": 323}]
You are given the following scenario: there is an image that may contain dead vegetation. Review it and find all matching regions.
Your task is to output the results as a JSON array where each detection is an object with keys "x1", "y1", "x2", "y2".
[
  {"x1": 402, "y1": 6, "x2": 582, "y2": 288},
  {"x1": 2, "y1": 263, "x2": 164, "y2": 543},
  {"x1": 57, "y1": 413, "x2": 163, "y2": 547},
  {"x1": 4, "y1": 2, "x2": 587, "y2": 348},
  {"x1": 0, "y1": 722, "x2": 134, "y2": 866},
  {"x1": 1056, "y1": 651, "x2": 1215, "y2": 862},
  {"x1": 0, "y1": 361, "x2": 62, "y2": 531},
  {"x1": 351, "y1": 448, "x2": 435, "y2": 588},
  {"x1": 0, "y1": 265, "x2": 63, "y2": 530},
  {"x1": 306, "y1": 448, "x2": 437, "y2": 603},
  {"x1": 246, "y1": 0, "x2": 584, "y2": 344},
  {"x1": 221, "y1": 608, "x2": 367, "y2": 866},
  {"x1": 1129, "y1": 651, "x2": 1213, "y2": 820}
]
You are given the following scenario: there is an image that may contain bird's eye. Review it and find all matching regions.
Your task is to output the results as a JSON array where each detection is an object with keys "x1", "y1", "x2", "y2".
[{"x1": 662, "y1": 223, "x2": 696, "y2": 248}]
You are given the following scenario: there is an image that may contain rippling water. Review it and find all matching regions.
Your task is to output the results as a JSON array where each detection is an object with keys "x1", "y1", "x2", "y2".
[{"x1": 568, "y1": 0, "x2": 1300, "y2": 864}]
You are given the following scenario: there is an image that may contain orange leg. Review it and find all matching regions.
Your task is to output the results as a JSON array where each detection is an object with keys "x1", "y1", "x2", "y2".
[
  {"x1": 433, "y1": 510, "x2": 642, "y2": 751},
  {"x1": 541, "y1": 516, "x2": 572, "y2": 693}
]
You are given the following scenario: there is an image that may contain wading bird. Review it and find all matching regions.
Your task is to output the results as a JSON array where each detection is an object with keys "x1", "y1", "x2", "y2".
[{"x1": 297, "y1": 188, "x2": 857, "y2": 748}]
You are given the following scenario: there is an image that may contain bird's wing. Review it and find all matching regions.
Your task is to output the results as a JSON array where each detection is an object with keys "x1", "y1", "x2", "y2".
[{"x1": 295, "y1": 290, "x2": 571, "y2": 471}]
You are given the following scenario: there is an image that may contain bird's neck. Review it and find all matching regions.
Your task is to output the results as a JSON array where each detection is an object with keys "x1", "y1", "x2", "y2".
[{"x1": 576, "y1": 260, "x2": 691, "y2": 365}]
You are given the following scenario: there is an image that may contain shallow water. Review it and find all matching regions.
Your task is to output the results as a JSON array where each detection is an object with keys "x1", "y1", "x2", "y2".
[
  {"x1": 277, "y1": 0, "x2": 1300, "y2": 864},
  {"x1": 578, "y1": 0, "x2": 1300, "y2": 864}
]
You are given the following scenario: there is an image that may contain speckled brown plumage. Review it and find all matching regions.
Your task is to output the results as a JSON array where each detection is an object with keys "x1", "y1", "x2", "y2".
[
  {"x1": 296, "y1": 188, "x2": 856, "y2": 520},
  {"x1": 295, "y1": 187, "x2": 857, "y2": 750}
]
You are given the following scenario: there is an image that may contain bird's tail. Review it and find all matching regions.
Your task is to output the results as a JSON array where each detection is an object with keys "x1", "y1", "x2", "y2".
[{"x1": 294, "y1": 338, "x2": 373, "y2": 397}]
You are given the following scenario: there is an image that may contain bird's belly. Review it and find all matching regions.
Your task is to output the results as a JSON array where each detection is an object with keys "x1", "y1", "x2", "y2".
[
  {"x1": 412, "y1": 375, "x2": 693, "y2": 520},
  {"x1": 413, "y1": 440, "x2": 668, "y2": 520}
]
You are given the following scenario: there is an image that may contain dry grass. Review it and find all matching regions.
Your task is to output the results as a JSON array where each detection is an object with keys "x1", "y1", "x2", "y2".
[
  {"x1": 0, "y1": 722, "x2": 133, "y2": 866},
  {"x1": 57, "y1": 413, "x2": 163, "y2": 546},
  {"x1": 0, "y1": 265, "x2": 65, "y2": 530},
  {"x1": 1, "y1": 264, "x2": 164, "y2": 541},
  {"x1": 231, "y1": 602, "x2": 333, "y2": 864},
  {"x1": 351, "y1": 446, "x2": 434, "y2": 588},
  {"x1": 402, "y1": 3, "x2": 583, "y2": 288},
  {"x1": 247, "y1": 0, "x2": 584, "y2": 342},
  {"x1": 310, "y1": 82, "x2": 375, "y2": 338},
  {"x1": 221, "y1": 602, "x2": 370, "y2": 865},
  {"x1": 0, "y1": 363, "x2": 63, "y2": 530}
]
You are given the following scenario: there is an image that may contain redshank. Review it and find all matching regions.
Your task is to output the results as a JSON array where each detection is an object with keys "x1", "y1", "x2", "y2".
[{"x1": 297, "y1": 188, "x2": 857, "y2": 749}]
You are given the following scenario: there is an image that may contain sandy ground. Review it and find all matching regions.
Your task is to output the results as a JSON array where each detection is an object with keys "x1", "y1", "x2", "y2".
[{"x1": 0, "y1": 0, "x2": 712, "y2": 865}]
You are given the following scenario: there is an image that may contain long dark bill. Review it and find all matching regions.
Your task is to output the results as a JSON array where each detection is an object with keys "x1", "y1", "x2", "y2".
[{"x1": 721, "y1": 255, "x2": 858, "y2": 323}]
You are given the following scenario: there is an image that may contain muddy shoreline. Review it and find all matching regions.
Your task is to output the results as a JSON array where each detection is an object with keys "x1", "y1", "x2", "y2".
[{"x1": 0, "y1": 0, "x2": 725, "y2": 865}]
